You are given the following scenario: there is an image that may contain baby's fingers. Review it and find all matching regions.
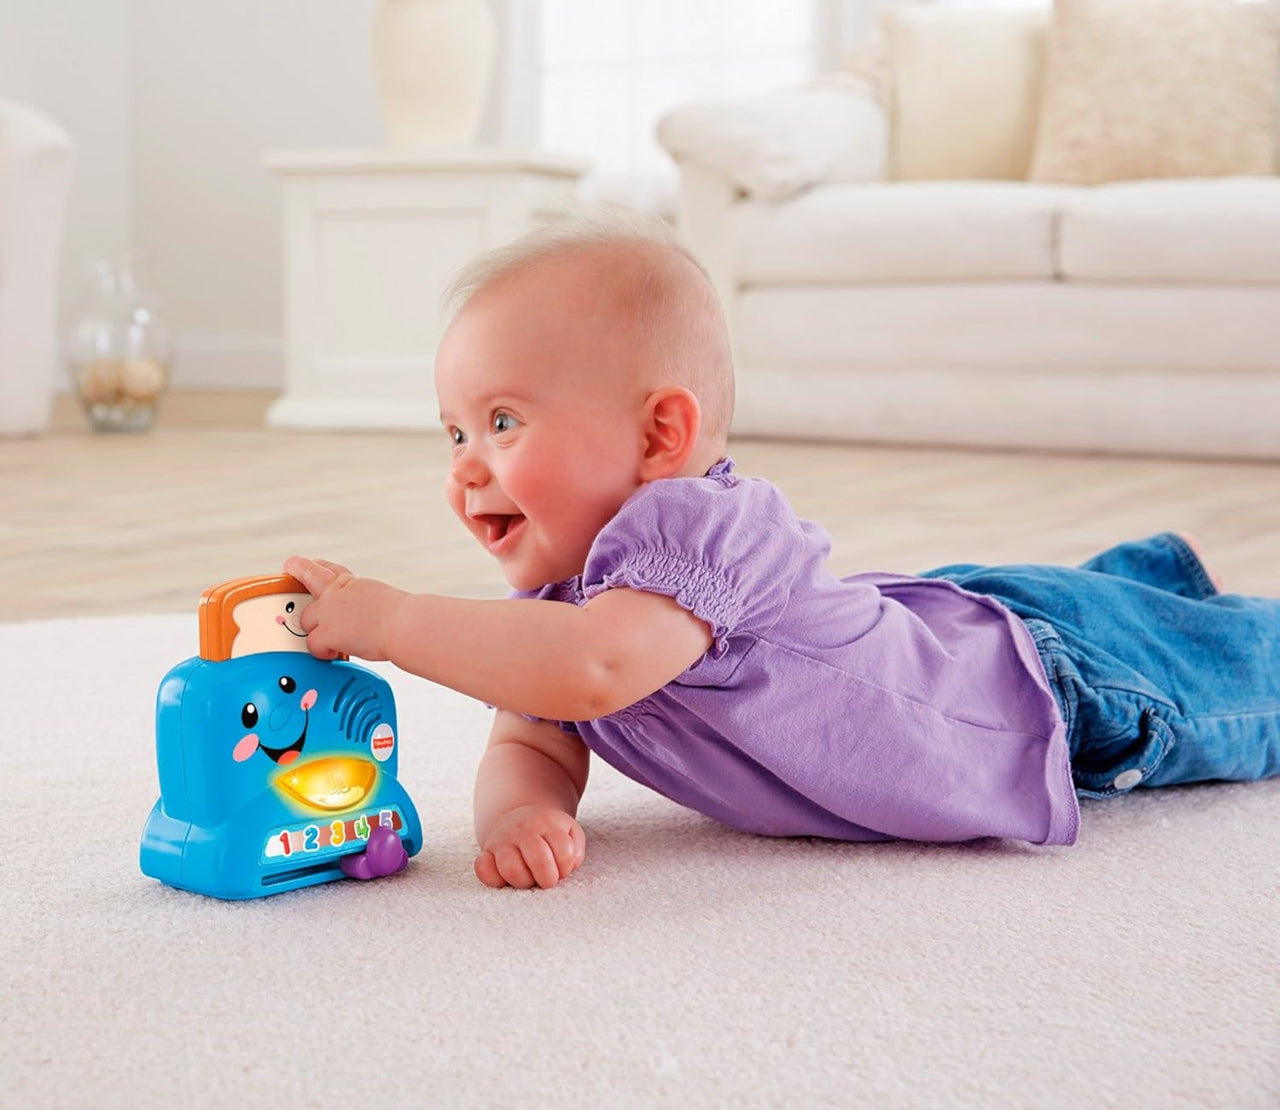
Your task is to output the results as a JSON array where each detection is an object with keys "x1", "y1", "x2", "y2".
[
  {"x1": 491, "y1": 842, "x2": 538, "y2": 889},
  {"x1": 522, "y1": 836, "x2": 567, "y2": 889},
  {"x1": 490, "y1": 839, "x2": 568, "y2": 889},
  {"x1": 543, "y1": 824, "x2": 585, "y2": 879},
  {"x1": 282, "y1": 555, "x2": 337, "y2": 596},
  {"x1": 474, "y1": 850, "x2": 507, "y2": 889}
]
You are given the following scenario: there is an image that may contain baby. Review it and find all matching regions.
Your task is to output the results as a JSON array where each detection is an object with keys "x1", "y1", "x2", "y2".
[{"x1": 285, "y1": 209, "x2": 1280, "y2": 890}]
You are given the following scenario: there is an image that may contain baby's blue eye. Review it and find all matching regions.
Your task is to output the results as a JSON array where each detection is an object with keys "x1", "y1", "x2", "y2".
[{"x1": 492, "y1": 410, "x2": 519, "y2": 434}]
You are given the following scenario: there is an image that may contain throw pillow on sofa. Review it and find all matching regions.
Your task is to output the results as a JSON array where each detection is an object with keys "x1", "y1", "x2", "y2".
[
  {"x1": 881, "y1": 2, "x2": 1051, "y2": 181},
  {"x1": 1029, "y1": 0, "x2": 1280, "y2": 185}
]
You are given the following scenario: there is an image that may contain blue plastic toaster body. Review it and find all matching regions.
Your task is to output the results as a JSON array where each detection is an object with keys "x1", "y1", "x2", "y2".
[{"x1": 140, "y1": 650, "x2": 422, "y2": 900}]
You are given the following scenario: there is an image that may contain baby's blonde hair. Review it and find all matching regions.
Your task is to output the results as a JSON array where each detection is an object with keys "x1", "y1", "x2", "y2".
[{"x1": 442, "y1": 206, "x2": 736, "y2": 444}]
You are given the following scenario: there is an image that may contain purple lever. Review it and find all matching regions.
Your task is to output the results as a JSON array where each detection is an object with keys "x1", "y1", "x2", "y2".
[{"x1": 340, "y1": 824, "x2": 409, "y2": 880}]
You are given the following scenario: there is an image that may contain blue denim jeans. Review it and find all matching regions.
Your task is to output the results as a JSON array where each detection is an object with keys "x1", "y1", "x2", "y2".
[{"x1": 922, "y1": 534, "x2": 1280, "y2": 799}]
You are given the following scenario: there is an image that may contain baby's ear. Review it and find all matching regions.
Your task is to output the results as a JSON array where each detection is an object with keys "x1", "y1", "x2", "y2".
[{"x1": 639, "y1": 386, "x2": 701, "y2": 480}]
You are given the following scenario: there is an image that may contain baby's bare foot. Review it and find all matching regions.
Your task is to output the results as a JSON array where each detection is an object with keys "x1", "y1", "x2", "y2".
[{"x1": 1177, "y1": 532, "x2": 1224, "y2": 592}]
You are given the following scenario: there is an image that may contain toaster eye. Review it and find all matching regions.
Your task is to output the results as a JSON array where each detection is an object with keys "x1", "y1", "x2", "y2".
[
  {"x1": 279, "y1": 676, "x2": 296, "y2": 694},
  {"x1": 285, "y1": 601, "x2": 296, "y2": 613},
  {"x1": 241, "y1": 703, "x2": 258, "y2": 729}
]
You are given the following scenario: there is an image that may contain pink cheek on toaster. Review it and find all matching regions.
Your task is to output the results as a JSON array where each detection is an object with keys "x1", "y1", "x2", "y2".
[
  {"x1": 300, "y1": 689, "x2": 318, "y2": 711},
  {"x1": 233, "y1": 734, "x2": 260, "y2": 763}
]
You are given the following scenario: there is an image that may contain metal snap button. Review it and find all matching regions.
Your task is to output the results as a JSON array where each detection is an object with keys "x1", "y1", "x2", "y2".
[{"x1": 1113, "y1": 769, "x2": 1144, "y2": 790}]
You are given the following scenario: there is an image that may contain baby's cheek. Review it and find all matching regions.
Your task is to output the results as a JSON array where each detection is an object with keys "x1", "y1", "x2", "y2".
[{"x1": 444, "y1": 479, "x2": 468, "y2": 525}]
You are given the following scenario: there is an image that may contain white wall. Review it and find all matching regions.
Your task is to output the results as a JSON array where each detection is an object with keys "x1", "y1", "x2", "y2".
[
  {"x1": 820, "y1": 0, "x2": 884, "y2": 69},
  {"x1": 0, "y1": 0, "x2": 133, "y2": 351},
  {"x1": 113, "y1": 0, "x2": 523, "y2": 390},
  {"x1": 131, "y1": 0, "x2": 387, "y2": 388}
]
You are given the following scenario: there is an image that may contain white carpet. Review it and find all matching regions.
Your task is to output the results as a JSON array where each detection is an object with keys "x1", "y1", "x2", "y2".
[{"x1": 2, "y1": 613, "x2": 1277, "y2": 1109}]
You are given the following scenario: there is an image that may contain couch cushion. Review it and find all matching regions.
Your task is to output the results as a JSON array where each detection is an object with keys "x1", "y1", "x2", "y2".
[
  {"x1": 736, "y1": 283, "x2": 1280, "y2": 377},
  {"x1": 1029, "y1": 0, "x2": 1280, "y2": 185},
  {"x1": 1059, "y1": 177, "x2": 1280, "y2": 283},
  {"x1": 734, "y1": 182, "x2": 1072, "y2": 284}
]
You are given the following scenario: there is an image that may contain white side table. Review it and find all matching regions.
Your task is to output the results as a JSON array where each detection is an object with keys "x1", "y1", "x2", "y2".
[{"x1": 263, "y1": 148, "x2": 586, "y2": 430}]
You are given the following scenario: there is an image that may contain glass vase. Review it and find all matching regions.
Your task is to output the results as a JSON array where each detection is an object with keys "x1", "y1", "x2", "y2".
[{"x1": 66, "y1": 255, "x2": 174, "y2": 433}]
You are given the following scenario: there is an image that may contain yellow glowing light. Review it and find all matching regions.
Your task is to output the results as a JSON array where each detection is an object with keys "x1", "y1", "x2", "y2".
[{"x1": 275, "y1": 757, "x2": 376, "y2": 812}]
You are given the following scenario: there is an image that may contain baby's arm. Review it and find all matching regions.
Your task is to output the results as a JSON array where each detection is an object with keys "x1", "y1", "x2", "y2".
[
  {"x1": 283, "y1": 556, "x2": 713, "y2": 722},
  {"x1": 473, "y1": 709, "x2": 590, "y2": 890}
]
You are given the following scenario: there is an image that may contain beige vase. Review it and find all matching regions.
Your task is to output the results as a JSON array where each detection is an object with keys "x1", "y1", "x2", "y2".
[{"x1": 370, "y1": 0, "x2": 495, "y2": 147}]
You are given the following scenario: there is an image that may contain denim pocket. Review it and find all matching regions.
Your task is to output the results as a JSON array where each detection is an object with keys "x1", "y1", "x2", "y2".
[
  {"x1": 1022, "y1": 617, "x2": 1178, "y2": 799},
  {"x1": 1069, "y1": 704, "x2": 1176, "y2": 799}
]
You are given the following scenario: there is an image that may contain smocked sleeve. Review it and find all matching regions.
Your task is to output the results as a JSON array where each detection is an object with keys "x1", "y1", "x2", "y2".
[{"x1": 580, "y1": 474, "x2": 808, "y2": 647}]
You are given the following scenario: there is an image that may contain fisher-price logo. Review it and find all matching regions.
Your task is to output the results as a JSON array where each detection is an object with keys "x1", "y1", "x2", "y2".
[{"x1": 371, "y1": 723, "x2": 395, "y2": 762}]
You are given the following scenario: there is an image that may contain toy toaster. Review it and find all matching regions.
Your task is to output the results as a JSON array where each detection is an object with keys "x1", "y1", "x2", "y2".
[{"x1": 140, "y1": 574, "x2": 423, "y2": 899}]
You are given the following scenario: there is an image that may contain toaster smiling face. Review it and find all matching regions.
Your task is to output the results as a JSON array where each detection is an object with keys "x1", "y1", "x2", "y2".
[
  {"x1": 231, "y1": 674, "x2": 318, "y2": 767},
  {"x1": 216, "y1": 653, "x2": 396, "y2": 816}
]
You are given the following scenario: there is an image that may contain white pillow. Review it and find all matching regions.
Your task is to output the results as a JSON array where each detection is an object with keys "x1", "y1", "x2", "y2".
[
  {"x1": 656, "y1": 83, "x2": 887, "y2": 201},
  {"x1": 881, "y1": 2, "x2": 1051, "y2": 181}
]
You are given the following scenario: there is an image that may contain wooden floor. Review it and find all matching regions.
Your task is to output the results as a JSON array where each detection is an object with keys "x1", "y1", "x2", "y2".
[{"x1": 4, "y1": 390, "x2": 1278, "y2": 622}]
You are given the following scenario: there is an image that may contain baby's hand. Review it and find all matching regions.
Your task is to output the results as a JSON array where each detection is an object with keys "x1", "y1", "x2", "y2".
[
  {"x1": 282, "y1": 555, "x2": 407, "y2": 662},
  {"x1": 475, "y1": 805, "x2": 585, "y2": 890}
]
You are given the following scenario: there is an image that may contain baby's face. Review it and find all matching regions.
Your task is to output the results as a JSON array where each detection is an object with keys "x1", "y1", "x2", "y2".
[{"x1": 435, "y1": 265, "x2": 648, "y2": 590}]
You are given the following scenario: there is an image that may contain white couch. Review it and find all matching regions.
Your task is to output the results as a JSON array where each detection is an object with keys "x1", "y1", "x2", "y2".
[
  {"x1": 0, "y1": 99, "x2": 75, "y2": 436},
  {"x1": 658, "y1": 18, "x2": 1280, "y2": 459}
]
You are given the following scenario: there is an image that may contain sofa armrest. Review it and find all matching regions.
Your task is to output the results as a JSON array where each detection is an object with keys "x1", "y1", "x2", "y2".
[
  {"x1": 0, "y1": 99, "x2": 76, "y2": 434},
  {"x1": 657, "y1": 80, "x2": 887, "y2": 202},
  {"x1": 0, "y1": 99, "x2": 75, "y2": 261}
]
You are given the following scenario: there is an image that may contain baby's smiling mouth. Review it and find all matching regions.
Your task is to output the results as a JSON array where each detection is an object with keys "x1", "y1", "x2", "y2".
[{"x1": 475, "y1": 513, "x2": 526, "y2": 551}]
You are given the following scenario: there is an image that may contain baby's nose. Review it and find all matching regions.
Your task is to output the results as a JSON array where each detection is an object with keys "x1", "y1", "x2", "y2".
[{"x1": 452, "y1": 449, "x2": 488, "y2": 488}]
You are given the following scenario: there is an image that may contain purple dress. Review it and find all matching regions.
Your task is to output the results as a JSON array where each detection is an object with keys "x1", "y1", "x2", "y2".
[{"x1": 517, "y1": 459, "x2": 1079, "y2": 846}]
